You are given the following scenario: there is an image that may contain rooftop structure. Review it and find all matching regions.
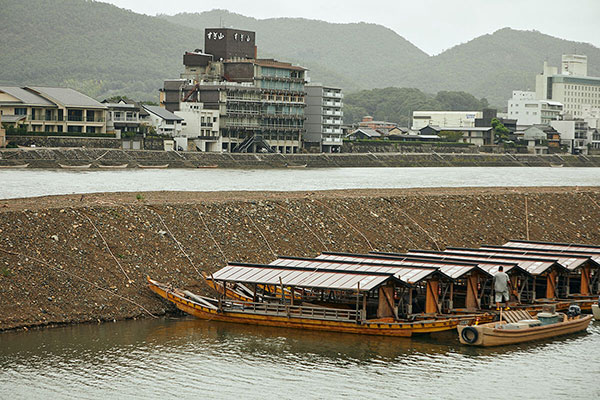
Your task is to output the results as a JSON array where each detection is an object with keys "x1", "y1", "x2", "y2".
[{"x1": 412, "y1": 111, "x2": 482, "y2": 130}]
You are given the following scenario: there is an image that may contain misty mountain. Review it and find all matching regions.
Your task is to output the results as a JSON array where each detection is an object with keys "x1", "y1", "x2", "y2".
[{"x1": 1, "y1": 1, "x2": 599, "y2": 107}]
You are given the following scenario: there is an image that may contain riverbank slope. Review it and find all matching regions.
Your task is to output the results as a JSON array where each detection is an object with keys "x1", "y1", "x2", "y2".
[
  {"x1": 1, "y1": 187, "x2": 599, "y2": 331},
  {"x1": 2, "y1": 148, "x2": 600, "y2": 168}
]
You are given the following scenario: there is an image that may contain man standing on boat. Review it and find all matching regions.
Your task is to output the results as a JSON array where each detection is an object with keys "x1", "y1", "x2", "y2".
[{"x1": 493, "y1": 266, "x2": 512, "y2": 311}]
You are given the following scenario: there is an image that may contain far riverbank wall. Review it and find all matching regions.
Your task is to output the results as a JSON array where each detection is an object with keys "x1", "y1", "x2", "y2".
[
  {"x1": 1, "y1": 187, "x2": 599, "y2": 331},
  {"x1": 2, "y1": 148, "x2": 600, "y2": 168}
]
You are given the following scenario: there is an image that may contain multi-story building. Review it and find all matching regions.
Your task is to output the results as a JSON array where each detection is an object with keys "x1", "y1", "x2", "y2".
[
  {"x1": 162, "y1": 28, "x2": 307, "y2": 153},
  {"x1": 305, "y1": 84, "x2": 343, "y2": 152},
  {"x1": 551, "y1": 120, "x2": 591, "y2": 154},
  {"x1": 174, "y1": 102, "x2": 220, "y2": 151},
  {"x1": 536, "y1": 55, "x2": 600, "y2": 118},
  {"x1": 419, "y1": 125, "x2": 494, "y2": 146},
  {"x1": 358, "y1": 116, "x2": 397, "y2": 132},
  {"x1": 0, "y1": 86, "x2": 107, "y2": 134},
  {"x1": 507, "y1": 91, "x2": 563, "y2": 126},
  {"x1": 412, "y1": 111, "x2": 482, "y2": 130}
]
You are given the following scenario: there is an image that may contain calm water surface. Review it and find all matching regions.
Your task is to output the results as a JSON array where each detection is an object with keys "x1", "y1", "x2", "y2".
[
  {"x1": 1, "y1": 167, "x2": 600, "y2": 199},
  {"x1": 0, "y1": 318, "x2": 598, "y2": 399}
]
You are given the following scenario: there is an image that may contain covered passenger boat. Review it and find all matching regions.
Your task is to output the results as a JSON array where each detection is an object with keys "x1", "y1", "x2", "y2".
[{"x1": 147, "y1": 260, "x2": 483, "y2": 337}]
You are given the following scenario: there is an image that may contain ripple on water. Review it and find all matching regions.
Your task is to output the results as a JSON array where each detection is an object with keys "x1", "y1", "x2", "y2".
[{"x1": 0, "y1": 319, "x2": 599, "y2": 399}]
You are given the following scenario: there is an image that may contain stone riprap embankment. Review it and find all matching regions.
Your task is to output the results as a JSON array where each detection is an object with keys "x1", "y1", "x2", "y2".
[
  {"x1": 1, "y1": 148, "x2": 600, "y2": 168},
  {"x1": 0, "y1": 187, "x2": 599, "y2": 331}
]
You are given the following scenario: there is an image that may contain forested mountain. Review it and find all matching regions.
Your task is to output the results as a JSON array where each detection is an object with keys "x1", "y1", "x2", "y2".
[
  {"x1": 343, "y1": 88, "x2": 489, "y2": 126},
  {"x1": 1, "y1": 1, "x2": 599, "y2": 107},
  {"x1": 161, "y1": 10, "x2": 429, "y2": 92}
]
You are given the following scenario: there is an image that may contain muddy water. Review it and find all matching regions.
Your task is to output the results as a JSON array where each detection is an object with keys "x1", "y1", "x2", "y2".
[
  {"x1": 0, "y1": 318, "x2": 598, "y2": 399},
  {"x1": 2, "y1": 167, "x2": 600, "y2": 199}
]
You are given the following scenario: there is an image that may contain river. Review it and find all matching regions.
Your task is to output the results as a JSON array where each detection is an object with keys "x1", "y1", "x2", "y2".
[
  {"x1": 1, "y1": 167, "x2": 600, "y2": 199},
  {"x1": 0, "y1": 318, "x2": 598, "y2": 399}
]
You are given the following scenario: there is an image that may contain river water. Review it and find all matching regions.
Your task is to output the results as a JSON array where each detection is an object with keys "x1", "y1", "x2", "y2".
[
  {"x1": 1, "y1": 167, "x2": 600, "y2": 398},
  {"x1": 0, "y1": 318, "x2": 598, "y2": 399},
  {"x1": 1, "y1": 167, "x2": 600, "y2": 199}
]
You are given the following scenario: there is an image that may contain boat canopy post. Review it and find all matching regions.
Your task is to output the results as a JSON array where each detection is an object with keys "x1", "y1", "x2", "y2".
[
  {"x1": 377, "y1": 283, "x2": 396, "y2": 319},
  {"x1": 466, "y1": 273, "x2": 479, "y2": 311},
  {"x1": 546, "y1": 270, "x2": 558, "y2": 299},
  {"x1": 425, "y1": 279, "x2": 440, "y2": 314},
  {"x1": 581, "y1": 265, "x2": 591, "y2": 296},
  {"x1": 355, "y1": 282, "x2": 360, "y2": 322}
]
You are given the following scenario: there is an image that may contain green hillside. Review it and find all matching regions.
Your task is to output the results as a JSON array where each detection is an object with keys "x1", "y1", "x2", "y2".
[
  {"x1": 162, "y1": 10, "x2": 429, "y2": 92},
  {"x1": 0, "y1": 0, "x2": 203, "y2": 101},
  {"x1": 1, "y1": 1, "x2": 599, "y2": 108},
  {"x1": 403, "y1": 28, "x2": 600, "y2": 105},
  {"x1": 343, "y1": 88, "x2": 489, "y2": 126}
]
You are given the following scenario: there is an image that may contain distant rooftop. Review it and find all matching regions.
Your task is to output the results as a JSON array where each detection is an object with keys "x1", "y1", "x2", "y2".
[
  {"x1": 0, "y1": 86, "x2": 55, "y2": 106},
  {"x1": 143, "y1": 105, "x2": 183, "y2": 121},
  {"x1": 28, "y1": 86, "x2": 106, "y2": 108}
]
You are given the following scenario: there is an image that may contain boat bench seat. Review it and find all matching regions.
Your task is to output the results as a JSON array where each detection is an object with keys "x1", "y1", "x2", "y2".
[{"x1": 501, "y1": 310, "x2": 533, "y2": 323}]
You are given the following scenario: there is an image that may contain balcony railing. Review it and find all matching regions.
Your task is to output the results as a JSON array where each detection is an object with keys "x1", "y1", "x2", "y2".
[{"x1": 27, "y1": 115, "x2": 105, "y2": 122}]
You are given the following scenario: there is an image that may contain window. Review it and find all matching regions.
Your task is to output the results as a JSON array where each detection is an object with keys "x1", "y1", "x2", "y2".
[{"x1": 15, "y1": 107, "x2": 27, "y2": 115}]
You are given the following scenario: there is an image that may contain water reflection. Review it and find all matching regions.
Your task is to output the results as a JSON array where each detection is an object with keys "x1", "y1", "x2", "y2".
[{"x1": 1, "y1": 318, "x2": 599, "y2": 399}]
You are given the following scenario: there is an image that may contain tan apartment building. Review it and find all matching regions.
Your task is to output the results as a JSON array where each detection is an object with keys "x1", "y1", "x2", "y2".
[{"x1": 0, "y1": 86, "x2": 107, "y2": 134}]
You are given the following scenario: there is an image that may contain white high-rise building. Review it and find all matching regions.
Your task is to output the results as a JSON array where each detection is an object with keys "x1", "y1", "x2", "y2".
[
  {"x1": 507, "y1": 91, "x2": 563, "y2": 126},
  {"x1": 535, "y1": 55, "x2": 600, "y2": 118}
]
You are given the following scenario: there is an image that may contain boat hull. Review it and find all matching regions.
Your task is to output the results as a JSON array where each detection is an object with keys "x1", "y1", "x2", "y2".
[
  {"x1": 457, "y1": 315, "x2": 593, "y2": 347},
  {"x1": 592, "y1": 304, "x2": 600, "y2": 320},
  {"x1": 148, "y1": 278, "x2": 464, "y2": 337}
]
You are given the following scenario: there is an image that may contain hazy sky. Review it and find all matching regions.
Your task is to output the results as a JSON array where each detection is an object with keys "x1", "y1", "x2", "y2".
[{"x1": 102, "y1": 0, "x2": 600, "y2": 55}]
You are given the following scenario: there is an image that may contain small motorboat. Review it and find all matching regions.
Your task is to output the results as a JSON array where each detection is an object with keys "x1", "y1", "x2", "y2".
[
  {"x1": 457, "y1": 306, "x2": 593, "y2": 347},
  {"x1": 59, "y1": 163, "x2": 92, "y2": 169}
]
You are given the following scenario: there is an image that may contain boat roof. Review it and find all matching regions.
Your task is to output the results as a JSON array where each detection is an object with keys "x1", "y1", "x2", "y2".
[
  {"x1": 446, "y1": 247, "x2": 585, "y2": 272},
  {"x1": 479, "y1": 245, "x2": 598, "y2": 271},
  {"x1": 504, "y1": 240, "x2": 600, "y2": 255},
  {"x1": 441, "y1": 248, "x2": 565, "y2": 275},
  {"x1": 211, "y1": 262, "x2": 403, "y2": 292},
  {"x1": 271, "y1": 256, "x2": 442, "y2": 285},
  {"x1": 316, "y1": 252, "x2": 489, "y2": 280},
  {"x1": 497, "y1": 244, "x2": 600, "y2": 264},
  {"x1": 383, "y1": 251, "x2": 531, "y2": 276}
]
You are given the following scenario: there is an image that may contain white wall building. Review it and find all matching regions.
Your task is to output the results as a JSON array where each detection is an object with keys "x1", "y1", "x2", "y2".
[
  {"x1": 174, "y1": 102, "x2": 221, "y2": 152},
  {"x1": 550, "y1": 120, "x2": 591, "y2": 154},
  {"x1": 412, "y1": 111, "x2": 482, "y2": 130},
  {"x1": 507, "y1": 91, "x2": 563, "y2": 126},
  {"x1": 536, "y1": 55, "x2": 600, "y2": 118},
  {"x1": 142, "y1": 105, "x2": 183, "y2": 137}
]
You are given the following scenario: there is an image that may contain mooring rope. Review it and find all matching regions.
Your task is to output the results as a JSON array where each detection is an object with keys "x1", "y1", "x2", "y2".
[
  {"x1": 145, "y1": 206, "x2": 203, "y2": 278},
  {"x1": 272, "y1": 202, "x2": 330, "y2": 251},
  {"x1": 0, "y1": 247, "x2": 158, "y2": 318},
  {"x1": 383, "y1": 198, "x2": 441, "y2": 252},
  {"x1": 77, "y1": 209, "x2": 133, "y2": 284},
  {"x1": 243, "y1": 207, "x2": 277, "y2": 258},
  {"x1": 195, "y1": 207, "x2": 228, "y2": 264},
  {"x1": 311, "y1": 198, "x2": 375, "y2": 251}
]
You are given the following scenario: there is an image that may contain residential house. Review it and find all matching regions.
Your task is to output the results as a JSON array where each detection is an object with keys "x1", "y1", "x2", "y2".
[
  {"x1": 142, "y1": 105, "x2": 183, "y2": 137},
  {"x1": 359, "y1": 116, "x2": 397, "y2": 131},
  {"x1": 551, "y1": 119, "x2": 592, "y2": 154},
  {"x1": 419, "y1": 125, "x2": 493, "y2": 146},
  {"x1": 0, "y1": 86, "x2": 107, "y2": 134},
  {"x1": 522, "y1": 126, "x2": 549, "y2": 154},
  {"x1": 102, "y1": 100, "x2": 142, "y2": 136},
  {"x1": 346, "y1": 128, "x2": 382, "y2": 140}
]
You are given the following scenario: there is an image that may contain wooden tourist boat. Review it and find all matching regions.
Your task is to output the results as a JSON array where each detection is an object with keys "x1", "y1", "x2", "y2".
[
  {"x1": 197, "y1": 164, "x2": 218, "y2": 168},
  {"x1": 148, "y1": 277, "x2": 479, "y2": 337},
  {"x1": 138, "y1": 164, "x2": 169, "y2": 169},
  {"x1": 457, "y1": 309, "x2": 593, "y2": 347},
  {"x1": 98, "y1": 163, "x2": 129, "y2": 169},
  {"x1": 59, "y1": 163, "x2": 92, "y2": 169},
  {"x1": 0, "y1": 163, "x2": 29, "y2": 168}
]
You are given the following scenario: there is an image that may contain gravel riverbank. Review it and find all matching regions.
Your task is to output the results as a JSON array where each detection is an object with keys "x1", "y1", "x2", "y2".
[{"x1": 1, "y1": 187, "x2": 599, "y2": 331}]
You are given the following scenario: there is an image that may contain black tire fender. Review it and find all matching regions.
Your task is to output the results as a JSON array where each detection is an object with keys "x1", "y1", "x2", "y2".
[{"x1": 461, "y1": 326, "x2": 479, "y2": 344}]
